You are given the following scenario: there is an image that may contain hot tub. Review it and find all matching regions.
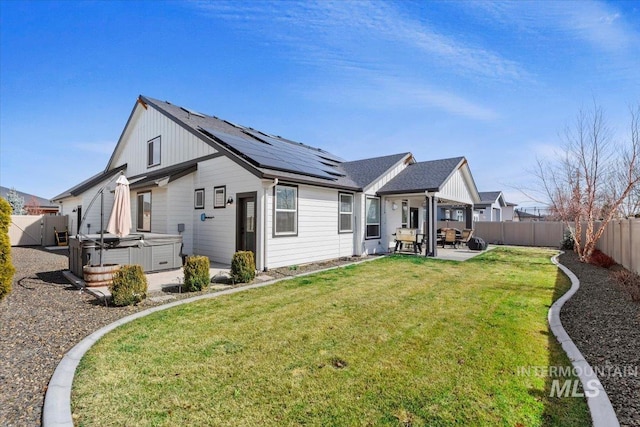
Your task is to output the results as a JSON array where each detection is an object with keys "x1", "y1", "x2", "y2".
[{"x1": 69, "y1": 233, "x2": 183, "y2": 279}]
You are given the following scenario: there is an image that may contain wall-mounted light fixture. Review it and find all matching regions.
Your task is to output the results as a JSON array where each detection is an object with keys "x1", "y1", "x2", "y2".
[
  {"x1": 392, "y1": 202, "x2": 398, "y2": 210},
  {"x1": 227, "y1": 196, "x2": 234, "y2": 205}
]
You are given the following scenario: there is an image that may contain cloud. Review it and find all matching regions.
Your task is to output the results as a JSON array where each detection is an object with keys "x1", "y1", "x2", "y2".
[
  {"x1": 192, "y1": 0, "x2": 527, "y2": 82},
  {"x1": 468, "y1": 0, "x2": 639, "y2": 53}
]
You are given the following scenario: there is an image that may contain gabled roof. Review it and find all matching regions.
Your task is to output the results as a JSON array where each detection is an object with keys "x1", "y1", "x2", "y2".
[
  {"x1": 377, "y1": 157, "x2": 465, "y2": 195},
  {"x1": 341, "y1": 153, "x2": 412, "y2": 189},
  {"x1": 135, "y1": 96, "x2": 360, "y2": 190},
  {"x1": 0, "y1": 186, "x2": 58, "y2": 208},
  {"x1": 52, "y1": 164, "x2": 127, "y2": 201},
  {"x1": 476, "y1": 191, "x2": 507, "y2": 208}
]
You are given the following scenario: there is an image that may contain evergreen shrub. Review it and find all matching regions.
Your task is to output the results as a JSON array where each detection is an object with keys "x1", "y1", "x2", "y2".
[
  {"x1": 109, "y1": 265, "x2": 147, "y2": 306},
  {"x1": 183, "y1": 255, "x2": 210, "y2": 292}
]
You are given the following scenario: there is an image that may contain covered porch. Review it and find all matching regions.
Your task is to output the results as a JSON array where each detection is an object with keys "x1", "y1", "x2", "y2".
[
  {"x1": 376, "y1": 157, "x2": 481, "y2": 257},
  {"x1": 381, "y1": 193, "x2": 475, "y2": 257}
]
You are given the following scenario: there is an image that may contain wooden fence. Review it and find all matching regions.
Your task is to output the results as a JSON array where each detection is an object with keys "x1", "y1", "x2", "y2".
[{"x1": 9, "y1": 215, "x2": 69, "y2": 247}]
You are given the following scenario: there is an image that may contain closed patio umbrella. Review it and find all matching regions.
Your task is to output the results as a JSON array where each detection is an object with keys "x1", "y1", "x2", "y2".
[{"x1": 107, "y1": 174, "x2": 131, "y2": 238}]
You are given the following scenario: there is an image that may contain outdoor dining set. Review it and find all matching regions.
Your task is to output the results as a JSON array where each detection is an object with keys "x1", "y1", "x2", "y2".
[{"x1": 392, "y1": 227, "x2": 475, "y2": 254}]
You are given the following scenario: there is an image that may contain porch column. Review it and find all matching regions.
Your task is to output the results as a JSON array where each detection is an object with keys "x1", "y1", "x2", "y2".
[
  {"x1": 425, "y1": 192, "x2": 437, "y2": 257},
  {"x1": 466, "y1": 205, "x2": 473, "y2": 229}
]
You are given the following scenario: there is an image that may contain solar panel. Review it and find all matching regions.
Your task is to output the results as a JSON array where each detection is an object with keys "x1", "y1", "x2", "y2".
[{"x1": 199, "y1": 127, "x2": 344, "y2": 180}]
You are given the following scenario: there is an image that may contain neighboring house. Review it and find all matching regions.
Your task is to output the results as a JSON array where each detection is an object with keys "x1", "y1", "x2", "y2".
[
  {"x1": 53, "y1": 95, "x2": 482, "y2": 270},
  {"x1": 503, "y1": 201, "x2": 518, "y2": 222},
  {"x1": 474, "y1": 191, "x2": 517, "y2": 222},
  {"x1": 514, "y1": 209, "x2": 546, "y2": 222},
  {"x1": 0, "y1": 186, "x2": 60, "y2": 215}
]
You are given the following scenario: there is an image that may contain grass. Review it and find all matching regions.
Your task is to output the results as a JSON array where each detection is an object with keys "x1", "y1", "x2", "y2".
[{"x1": 72, "y1": 247, "x2": 589, "y2": 426}]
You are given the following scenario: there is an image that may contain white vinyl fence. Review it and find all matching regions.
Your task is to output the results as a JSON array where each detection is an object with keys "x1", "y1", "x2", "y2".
[{"x1": 9, "y1": 215, "x2": 69, "y2": 247}]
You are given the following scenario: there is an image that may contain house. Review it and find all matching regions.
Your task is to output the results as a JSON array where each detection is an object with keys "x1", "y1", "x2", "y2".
[
  {"x1": 514, "y1": 208, "x2": 546, "y2": 222},
  {"x1": 53, "y1": 95, "x2": 482, "y2": 270},
  {"x1": 474, "y1": 191, "x2": 517, "y2": 222},
  {"x1": 0, "y1": 186, "x2": 60, "y2": 215}
]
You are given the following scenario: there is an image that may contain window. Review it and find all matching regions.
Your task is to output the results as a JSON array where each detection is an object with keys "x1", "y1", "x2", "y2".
[
  {"x1": 365, "y1": 196, "x2": 380, "y2": 239},
  {"x1": 274, "y1": 185, "x2": 297, "y2": 236},
  {"x1": 137, "y1": 192, "x2": 151, "y2": 231},
  {"x1": 214, "y1": 186, "x2": 226, "y2": 209},
  {"x1": 338, "y1": 193, "x2": 353, "y2": 233},
  {"x1": 194, "y1": 189, "x2": 204, "y2": 209},
  {"x1": 444, "y1": 209, "x2": 451, "y2": 220},
  {"x1": 147, "y1": 136, "x2": 161, "y2": 167},
  {"x1": 456, "y1": 210, "x2": 464, "y2": 222},
  {"x1": 401, "y1": 200, "x2": 408, "y2": 228}
]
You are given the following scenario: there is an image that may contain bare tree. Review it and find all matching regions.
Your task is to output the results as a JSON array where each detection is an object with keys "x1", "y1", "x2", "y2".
[
  {"x1": 24, "y1": 196, "x2": 44, "y2": 215},
  {"x1": 535, "y1": 102, "x2": 640, "y2": 262}
]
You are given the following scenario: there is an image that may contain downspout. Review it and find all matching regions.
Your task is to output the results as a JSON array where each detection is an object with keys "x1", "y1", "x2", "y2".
[{"x1": 263, "y1": 178, "x2": 278, "y2": 271}]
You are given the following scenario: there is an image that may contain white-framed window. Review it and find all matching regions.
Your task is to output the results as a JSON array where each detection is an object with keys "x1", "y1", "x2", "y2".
[
  {"x1": 401, "y1": 200, "x2": 408, "y2": 228},
  {"x1": 456, "y1": 210, "x2": 464, "y2": 222},
  {"x1": 194, "y1": 188, "x2": 204, "y2": 209},
  {"x1": 365, "y1": 196, "x2": 380, "y2": 239},
  {"x1": 274, "y1": 184, "x2": 297, "y2": 236},
  {"x1": 338, "y1": 193, "x2": 353, "y2": 233},
  {"x1": 137, "y1": 191, "x2": 151, "y2": 231},
  {"x1": 147, "y1": 136, "x2": 161, "y2": 167},
  {"x1": 444, "y1": 209, "x2": 451, "y2": 220},
  {"x1": 214, "y1": 186, "x2": 226, "y2": 209}
]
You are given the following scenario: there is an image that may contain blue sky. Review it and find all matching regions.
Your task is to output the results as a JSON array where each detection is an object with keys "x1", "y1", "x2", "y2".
[{"x1": 1, "y1": 0, "x2": 639, "y2": 207}]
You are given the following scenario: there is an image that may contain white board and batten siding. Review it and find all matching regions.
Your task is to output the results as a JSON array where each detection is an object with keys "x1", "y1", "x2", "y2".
[
  {"x1": 438, "y1": 168, "x2": 475, "y2": 205},
  {"x1": 74, "y1": 182, "x2": 116, "y2": 236},
  {"x1": 267, "y1": 184, "x2": 355, "y2": 269},
  {"x1": 360, "y1": 160, "x2": 409, "y2": 256},
  {"x1": 110, "y1": 104, "x2": 217, "y2": 177},
  {"x1": 192, "y1": 156, "x2": 262, "y2": 266},
  {"x1": 59, "y1": 195, "x2": 82, "y2": 235}
]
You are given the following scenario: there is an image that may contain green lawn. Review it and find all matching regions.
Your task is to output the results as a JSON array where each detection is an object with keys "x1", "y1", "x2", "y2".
[{"x1": 72, "y1": 247, "x2": 589, "y2": 426}]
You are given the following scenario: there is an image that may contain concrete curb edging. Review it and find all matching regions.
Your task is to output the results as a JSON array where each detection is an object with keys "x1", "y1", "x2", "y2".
[
  {"x1": 42, "y1": 256, "x2": 382, "y2": 426},
  {"x1": 550, "y1": 253, "x2": 620, "y2": 427}
]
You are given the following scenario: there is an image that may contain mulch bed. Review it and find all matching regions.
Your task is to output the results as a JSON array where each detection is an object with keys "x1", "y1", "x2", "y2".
[
  {"x1": 559, "y1": 251, "x2": 640, "y2": 427},
  {"x1": 0, "y1": 247, "x2": 637, "y2": 426}
]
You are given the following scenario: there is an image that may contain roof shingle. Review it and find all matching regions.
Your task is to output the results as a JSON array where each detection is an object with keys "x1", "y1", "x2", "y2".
[{"x1": 377, "y1": 157, "x2": 464, "y2": 195}]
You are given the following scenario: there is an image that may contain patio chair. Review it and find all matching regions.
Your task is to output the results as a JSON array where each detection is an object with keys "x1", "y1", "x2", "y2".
[
  {"x1": 54, "y1": 226, "x2": 69, "y2": 246},
  {"x1": 442, "y1": 228, "x2": 457, "y2": 248},
  {"x1": 456, "y1": 228, "x2": 473, "y2": 246}
]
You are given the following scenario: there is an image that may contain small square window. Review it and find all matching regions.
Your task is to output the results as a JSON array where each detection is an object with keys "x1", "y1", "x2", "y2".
[
  {"x1": 214, "y1": 186, "x2": 226, "y2": 208},
  {"x1": 194, "y1": 189, "x2": 204, "y2": 209}
]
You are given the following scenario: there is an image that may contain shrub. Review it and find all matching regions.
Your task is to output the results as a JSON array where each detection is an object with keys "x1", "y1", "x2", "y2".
[
  {"x1": 109, "y1": 265, "x2": 147, "y2": 306},
  {"x1": 183, "y1": 255, "x2": 210, "y2": 292},
  {"x1": 560, "y1": 229, "x2": 575, "y2": 250},
  {"x1": 611, "y1": 270, "x2": 640, "y2": 302},
  {"x1": 588, "y1": 249, "x2": 617, "y2": 269},
  {"x1": 231, "y1": 251, "x2": 255, "y2": 283},
  {"x1": 0, "y1": 197, "x2": 15, "y2": 301}
]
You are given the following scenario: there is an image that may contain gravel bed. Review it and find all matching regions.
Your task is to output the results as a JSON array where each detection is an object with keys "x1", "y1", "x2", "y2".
[
  {"x1": 559, "y1": 251, "x2": 640, "y2": 427},
  {"x1": 1, "y1": 247, "x2": 638, "y2": 426}
]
